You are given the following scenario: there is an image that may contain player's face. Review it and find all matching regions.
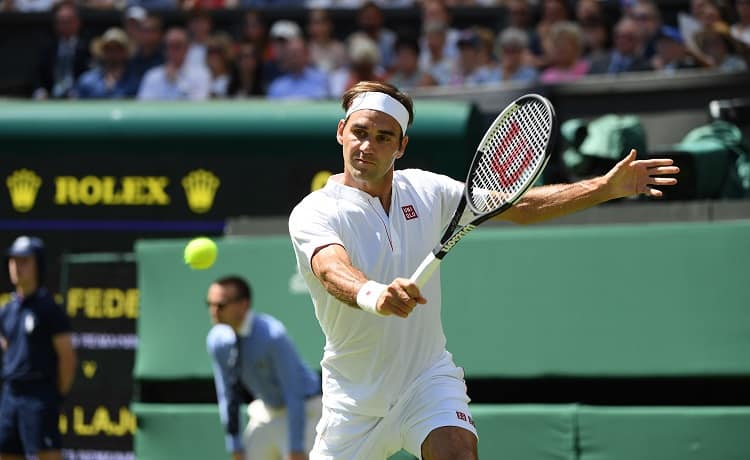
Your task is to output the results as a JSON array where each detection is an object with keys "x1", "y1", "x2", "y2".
[
  {"x1": 338, "y1": 109, "x2": 408, "y2": 186},
  {"x1": 8, "y1": 255, "x2": 37, "y2": 288},
  {"x1": 206, "y1": 284, "x2": 246, "y2": 326}
]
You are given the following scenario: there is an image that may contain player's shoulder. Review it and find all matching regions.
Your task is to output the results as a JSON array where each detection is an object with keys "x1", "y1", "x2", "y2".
[
  {"x1": 289, "y1": 187, "x2": 339, "y2": 229},
  {"x1": 206, "y1": 323, "x2": 236, "y2": 351},
  {"x1": 396, "y1": 169, "x2": 460, "y2": 191}
]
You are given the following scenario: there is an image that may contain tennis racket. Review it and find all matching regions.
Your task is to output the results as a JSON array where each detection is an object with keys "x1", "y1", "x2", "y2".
[{"x1": 409, "y1": 93, "x2": 557, "y2": 288}]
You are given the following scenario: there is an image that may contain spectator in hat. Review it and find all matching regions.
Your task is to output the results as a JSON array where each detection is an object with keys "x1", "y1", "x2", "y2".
[
  {"x1": 651, "y1": 25, "x2": 699, "y2": 72},
  {"x1": 267, "y1": 37, "x2": 329, "y2": 100},
  {"x1": 137, "y1": 27, "x2": 211, "y2": 100},
  {"x1": 123, "y1": 6, "x2": 147, "y2": 42},
  {"x1": 693, "y1": 21, "x2": 749, "y2": 71},
  {"x1": 0, "y1": 236, "x2": 76, "y2": 460},
  {"x1": 450, "y1": 28, "x2": 500, "y2": 86},
  {"x1": 263, "y1": 19, "x2": 303, "y2": 90},
  {"x1": 75, "y1": 27, "x2": 140, "y2": 99}
]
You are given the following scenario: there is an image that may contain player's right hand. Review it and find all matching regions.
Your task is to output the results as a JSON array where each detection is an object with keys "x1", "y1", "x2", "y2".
[{"x1": 377, "y1": 278, "x2": 427, "y2": 318}]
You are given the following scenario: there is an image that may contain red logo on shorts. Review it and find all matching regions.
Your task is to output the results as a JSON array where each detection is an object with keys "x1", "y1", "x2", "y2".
[
  {"x1": 456, "y1": 411, "x2": 475, "y2": 427},
  {"x1": 401, "y1": 205, "x2": 418, "y2": 220}
]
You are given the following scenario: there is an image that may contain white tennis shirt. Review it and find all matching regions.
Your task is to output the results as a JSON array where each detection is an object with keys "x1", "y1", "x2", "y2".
[{"x1": 289, "y1": 169, "x2": 468, "y2": 417}]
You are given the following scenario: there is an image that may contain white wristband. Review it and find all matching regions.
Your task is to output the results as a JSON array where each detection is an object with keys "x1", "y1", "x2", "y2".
[{"x1": 356, "y1": 280, "x2": 388, "y2": 316}]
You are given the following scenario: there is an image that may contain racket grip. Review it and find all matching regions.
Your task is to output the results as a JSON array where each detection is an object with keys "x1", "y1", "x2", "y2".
[{"x1": 409, "y1": 253, "x2": 442, "y2": 289}]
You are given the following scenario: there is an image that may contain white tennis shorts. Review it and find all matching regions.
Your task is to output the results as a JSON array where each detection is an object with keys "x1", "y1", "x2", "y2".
[
  {"x1": 244, "y1": 395, "x2": 322, "y2": 459},
  {"x1": 310, "y1": 358, "x2": 477, "y2": 460}
]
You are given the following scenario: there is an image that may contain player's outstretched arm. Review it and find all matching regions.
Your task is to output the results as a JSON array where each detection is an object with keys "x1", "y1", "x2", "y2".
[
  {"x1": 500, "y1": 149, "x2": 679, "y2": 224},
  {"x1": 311, "y1": 244, "x2": 426, "y2": 318}
]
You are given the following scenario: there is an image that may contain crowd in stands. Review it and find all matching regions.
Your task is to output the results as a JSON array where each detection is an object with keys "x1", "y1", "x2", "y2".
[{"x1": 4, "y1": 0, "x2": 750, "y2": 100}]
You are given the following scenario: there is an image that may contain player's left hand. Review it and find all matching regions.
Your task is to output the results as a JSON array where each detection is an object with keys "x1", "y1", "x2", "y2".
[
  {"x1": 605, "y1": 149, "x2": 680, "y2": 198},
  {"x1": 287, "y1": 452, "x2": 308, "y2": 460}
]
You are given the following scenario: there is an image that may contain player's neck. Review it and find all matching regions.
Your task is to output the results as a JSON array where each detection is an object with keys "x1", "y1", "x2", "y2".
[{"x1": 343, "y1": 172, "x2": 394, "y2": 214}]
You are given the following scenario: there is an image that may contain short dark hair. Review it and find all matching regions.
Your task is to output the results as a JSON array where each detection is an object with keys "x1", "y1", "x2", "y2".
[
  {"x1": 341, "y1": 81, "x2": 414, "y2": 136},
  {"x1": 214, "y1": 275, "x2": 252, "y2": 302}
]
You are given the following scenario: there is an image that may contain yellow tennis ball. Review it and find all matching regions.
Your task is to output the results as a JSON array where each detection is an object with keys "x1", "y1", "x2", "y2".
[{"x1": 184, "y1": 237, "x2": 218, "y2": 270}]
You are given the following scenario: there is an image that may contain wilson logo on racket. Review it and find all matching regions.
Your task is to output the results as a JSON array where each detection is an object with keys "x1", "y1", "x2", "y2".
[
  {"x1": 442, "y1": 224, "x2": 476, "y2": 252},
  {"x1": 490, "y1": 122, "x2": 536, "y2": 188}
]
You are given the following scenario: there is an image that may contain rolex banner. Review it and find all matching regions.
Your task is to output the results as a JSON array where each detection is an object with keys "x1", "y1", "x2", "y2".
[
  {"x1": 0, "y1": 152, "x2": 343, "y2": 223},
  {"x1": 60, "y1": 256, "x2": 137, "y2": 460}
]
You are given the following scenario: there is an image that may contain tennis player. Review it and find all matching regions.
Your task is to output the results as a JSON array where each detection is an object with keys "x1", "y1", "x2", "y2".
[{"x1": 288, "y1": 81, "x2": 678, "y2": 459}]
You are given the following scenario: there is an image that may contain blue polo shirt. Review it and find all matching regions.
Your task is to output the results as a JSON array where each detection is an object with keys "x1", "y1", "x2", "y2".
[
  {"x1": 0, "y1": 288, "x2": 71, "y2": 387},
  {"x1": 207, "y1": 312, "x2": 321, "y2": 454}
]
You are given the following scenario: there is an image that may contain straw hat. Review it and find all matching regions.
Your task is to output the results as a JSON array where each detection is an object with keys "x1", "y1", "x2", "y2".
[{"x1": 91, "y1": 27, "x2": 134, "y2": 58}]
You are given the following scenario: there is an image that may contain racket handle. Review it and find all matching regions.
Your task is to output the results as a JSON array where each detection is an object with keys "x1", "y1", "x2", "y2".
[{"x1": 409, "y1": 252, "x2": 442, "y2": 289}]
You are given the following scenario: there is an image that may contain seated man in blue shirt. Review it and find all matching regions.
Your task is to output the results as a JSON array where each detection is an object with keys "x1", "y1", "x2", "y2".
[
  {"x1": 206, "y1": 275, "x2": 321, "y2": 460},
  {"x1": 0, "y1": 236, "x2": 76, "y2": 460}
]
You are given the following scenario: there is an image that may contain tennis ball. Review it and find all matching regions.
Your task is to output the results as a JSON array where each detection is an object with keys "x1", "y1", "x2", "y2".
[{"x1": 184, "y1": 237, "x2": 218, "y2": 270}]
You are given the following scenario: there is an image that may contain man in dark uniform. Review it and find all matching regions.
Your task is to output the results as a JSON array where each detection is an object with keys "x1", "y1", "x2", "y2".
[{"x1": 0, "y1": 236, "x2": 76, "y2": 460}]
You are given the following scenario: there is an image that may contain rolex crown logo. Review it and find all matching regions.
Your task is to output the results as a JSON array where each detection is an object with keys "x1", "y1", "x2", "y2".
[
  {"x1": 182, "y1": 169, "x2": 220, "y2": 214},
  {"x1": 7, "y1": 169, "x2": 42, "y2": 213}
]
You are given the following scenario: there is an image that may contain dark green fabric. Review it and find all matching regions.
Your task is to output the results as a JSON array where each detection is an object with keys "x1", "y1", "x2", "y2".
[
  {"x1": 673, "y1": 120, "x2": 750, "y2": 198},
  {"x1": 577, "y1": 406, "x2": 750, "y2": 460},
  {"x1": 561, "y1": 115, "x2": 647, "y2": 179}
]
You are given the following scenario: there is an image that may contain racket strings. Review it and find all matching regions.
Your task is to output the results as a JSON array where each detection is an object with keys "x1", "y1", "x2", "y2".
[{"x1": 469, "y1": 101, "x2": 551, "y2": 212}]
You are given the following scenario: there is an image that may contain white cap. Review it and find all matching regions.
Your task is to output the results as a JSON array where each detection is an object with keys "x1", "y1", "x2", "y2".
[
  {"x1": 269, "y1": 20, "x2": 301, "y2": 41},
  {"x1": 125, "y1": 5, "x2": 147, "y2": 22}
]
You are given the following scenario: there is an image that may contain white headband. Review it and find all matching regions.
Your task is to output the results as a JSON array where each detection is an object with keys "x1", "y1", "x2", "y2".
[{"x1": 345, "y1": 92, "x2": 409, "y2": 135}]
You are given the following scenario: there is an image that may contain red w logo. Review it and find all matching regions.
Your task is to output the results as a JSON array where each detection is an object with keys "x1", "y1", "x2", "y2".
[{"x1": 490, "y1": 122, "x2": 535, "y2": 189}]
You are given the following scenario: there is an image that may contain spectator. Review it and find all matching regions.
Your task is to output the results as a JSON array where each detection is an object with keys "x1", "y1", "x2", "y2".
[
  {"x1": 227, "y1": 42, "x2": 265, "y2": 97},
  {"x1": 75, "y1": 28, "x2": 140, "y2": 99},
  {"x1": 265, "y1": 20, "x2": 303, "y2": 91},
  {"x1": 651, "y1": 25, "x2": 699, "y2": 73},
  {"x1": 185, "y1": 9, "x2": 213, "y2": 73},
  {"x1": 628, "y1": 0, "x2": 663, "y2": 59},
  {"x1": 33, "y1": 2, "x2": 90, "y2": 99},
  {"x1": 123, "y1": 6, "x2": 147, "y2": 42},
  {"x1": 495, "y1": 27, "x2": 538, "y2": 83},
  {"x1": 240, "y1": 10, "x2": 272, "y2": 63},
  {"x1": 267, "y1": 37, "x2": 329, "y2": 100},
  {"x1": 388, "y1": 35, "x2": 435, "y2": 90},
  {"x1": 137, "y1": 27, "x2": 211, "y2": 100},
  {"x1": 731, "y1": 0, "x2": 750, "y2": 46},
  {"x1": 588, "y1": 17, "x2": 653, "y2": 75},
  {"x1": 694, "y1": 22, "x2": 749, "y2": 71},
  {"x1": 205, "y1": 33, "x2": 234, "y2": 98},
  {"x1": 349, "y1": 2, "x2": 397, "y2": 71},
  {"x1": 129, "y1": 13, "x2": 165, "y2": 84},
  {"x1": 450, "y1": 28, "x2": 500, "y2": 86},
  {"x1": 579, "y1": 15, "x2": 612, "y2": 62},
  {"x1": 503, "y1": 0, "x2": 535, "y2": 36},
  {"x1": 419, "y1": 0, "x2": 460, "y2": 73},
  {"x1": 576, "y1": 0, "x2": 604, "y2": 23},
  {"x1": 529, "y1": 0, "x2": 574, "y2": 68},
  {"x1": 307, "y1": 8, "x2": 348, "y2": 74},
  {"x1": 540, "y1": 21, "x2": 589, "y2": 83},
  {"x1": 330, "y1": 34, "x2": 386, "y2": 97},
  {"x1": 419, "y1": 20, "x2": 455, "y2": 86}
]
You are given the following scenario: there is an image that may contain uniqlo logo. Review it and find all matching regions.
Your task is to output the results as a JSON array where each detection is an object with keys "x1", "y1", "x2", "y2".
[{"x1": 401, "y1": 205, "x2": 418, "y2": 220}]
